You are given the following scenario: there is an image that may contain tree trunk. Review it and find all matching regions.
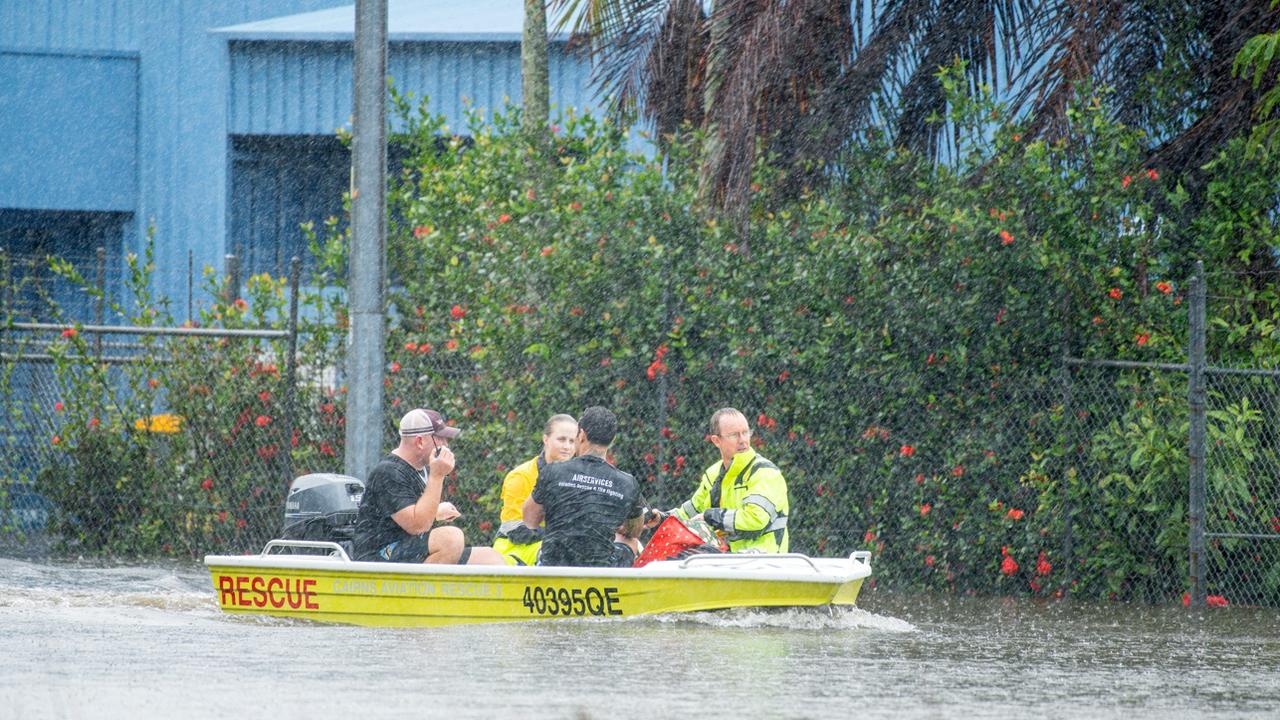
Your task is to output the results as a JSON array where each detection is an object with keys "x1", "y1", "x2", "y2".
[{"x1": 522, "y1": 0, "x2": 549, "y2": 136}]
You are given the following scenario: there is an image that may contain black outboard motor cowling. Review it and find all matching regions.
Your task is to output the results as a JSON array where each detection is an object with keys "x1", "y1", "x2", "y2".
[{"x1": 281, "y1": 473, "x2": 364, "y2": 556}]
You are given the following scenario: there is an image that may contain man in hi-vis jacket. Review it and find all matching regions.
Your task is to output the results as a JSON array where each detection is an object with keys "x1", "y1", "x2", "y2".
[{"x1": 670, "y1": 407, "x2": 789, "y2": 553}]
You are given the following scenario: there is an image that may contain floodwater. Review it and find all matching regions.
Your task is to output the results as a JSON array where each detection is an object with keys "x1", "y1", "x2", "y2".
[{"x1": 1, "y1": 558, "x2": 1278, "y2": 719}]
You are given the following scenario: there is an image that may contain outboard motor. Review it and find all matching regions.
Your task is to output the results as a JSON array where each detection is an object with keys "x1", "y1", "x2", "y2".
[{"x1": 281, "y1": 473, "x2": 364, "y2": 556}]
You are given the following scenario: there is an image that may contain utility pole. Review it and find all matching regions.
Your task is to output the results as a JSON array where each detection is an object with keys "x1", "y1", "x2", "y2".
[{"x1": 345, "y1": 0, "x2": 387, "y2": 479}]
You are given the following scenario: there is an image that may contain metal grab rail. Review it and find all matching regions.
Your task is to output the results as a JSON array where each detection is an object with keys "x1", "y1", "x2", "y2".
[
  {"x1": 678, "y1": 553, "x2": 821, "y2": 573},
  {"x1": 261, "y1": 539, "x2": 351, "y2": 561},
  {"x1": 849, "y1": 550, "x2": 871, "y2": 567}
]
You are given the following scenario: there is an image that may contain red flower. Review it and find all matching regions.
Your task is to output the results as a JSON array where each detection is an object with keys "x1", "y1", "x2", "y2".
[
  {"x1": 255, "y1": 415, "x2": 271, "y2": 427},
  {"x1": 88, "y1": 417, "x2": 100, "y2": 429},
  {"x1": 321, "y1": 403, "x2": 335, "y2": 415},
  {"x1": 914, "y1": 473, "x2": 925, "y2": 484},
  {"x1": 674, "y1": 456, "x2": 686, "y2": 470},
  {"x1": 446, "y1": 339, "x2": 458, "y2": 351},
  {"x1": 1108, "y1": 287, "x2": 1123, "y2": 300},
  {"x1": 54, "y1": 401, "x2": 65, "y2": 412},
  {"x1": 319, "y1": 441, "x2": 336, "y2": 457},
  {"x1": 418, "y1": 342, "x2": 433, "y2": 354},
  {"x1": 569, "y1": 201, "x2": 582, "y2": 211},
  {"x1": 1006, "y1": 508, "x2": 1024, "y2": 521},
  {"x1": 951, "y1": 465, "x2": 965, "y2": 477},
  {"x1": 1136, "y1": 332, "x2": 1150, "y2": 346},
  {"x1": 479, "y1": 521, "x2": 493, "y2": 532},
  {"x1": 389, "y1": 361, "x2": 401, "y2": 374},
  {"x1": 201, "y1": 478, "x2": 214, "y2": 491},
  {"x1": 1029, "y1": 580, "x2": 1041, "y2": 593},
  {"x1": 217, "y1": 511, "x2": 228, "y2": 523},
  {"x1": 1270, "y1": 517, "x2": 1280, "y2": 533},
  {"x1": 1182, "y1": 592, "x2": 1190, "y2": 607},
  {"x1": 644, "y1": 452, "x2": 656, "y2": 465},
  {"x1": 661, "y1": 427, "x2": 674, "y2": 439},
  {"x1": 920, "y1": 503, "x2": 932, "y2": 517},
  {"x1": 257, "y1": 444, "x2": 278, "y2": 460},
  {"x1": 51, "y1": 435, "x2": 61, "y2": 446},
  {"x1": 816, "y1": 483, "x2": 827, "y2": 496},
  {"x1": 450, "y1": 304, "x2": 465, "y2": 320},
  {"x1": 498, "y1": 213, "x2": 512, "y2": 224},
  {"x1": 258, "y1": 390, "x2": 271, "y2": 402},
  {"x1": 233, "y1": 298, "x2": 248, "y2": 312},
  {"x1": 999, "y1": 230, "x2": 1014, "y2": 245},
  {"x1": 1001, "y1": 555, "x2": 1019, "y2": 576},
  {"x1": 62, "y1": 327, "x2": 78, "y2": 338},
  {"x1": 777, "y1": 370, "x2": 790, "y2": 382},
  {"x1": 540, "y1": 246, "x2": 554, "y2": 257},
  {"x1": 1121, "y1": 175, "x2": 1132, "y2": 189},
  {"x1": 413, "y1": 225, "x2": 431, "y2": 238},
  {"x1": 899, "y1": 444, "x2": 915, "y2": 457},
  {"x1": 864, "y1": 530, "x2": 876, "y2": 543},
  {"x1": 925, "y1": 555, "x2": 935, "y2": 567},
  {"x1": 1145, "y1": 168, "x2": 1159, "y2": 181},
  {"x1": 1207, "y1": 595, "x2": 1229, "y2": 607},
  {"x1": 236, "y1": 518, "x2": 248, "y2": 530},
  {"x1": 1156, "y1": 281, "x2": 1172, "y2": 295},
  {"x1": 404, "y1": 342, "x2": 417, "y2": 352},
  {"x1": 147, "y1": 378, "x2": 159, "y2": 389},
  {"x1": 1036, "y1": 552, "x2": 1052, "y2": 576}
]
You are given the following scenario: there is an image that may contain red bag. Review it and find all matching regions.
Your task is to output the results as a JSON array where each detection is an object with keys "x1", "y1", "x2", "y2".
[{"x1": 634, "y1": 515, "x2": 727, "y2": 568}]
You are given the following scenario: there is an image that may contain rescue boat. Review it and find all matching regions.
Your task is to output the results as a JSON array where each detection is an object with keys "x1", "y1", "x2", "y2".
[{"x1": 204, "y1": 541, "x2": 872, "y2": 627}]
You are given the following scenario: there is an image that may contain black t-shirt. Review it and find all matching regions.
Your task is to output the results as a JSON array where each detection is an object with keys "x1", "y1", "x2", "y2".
[
  {"x1": 532, "y1": 454, "x2": 643, "y2": 567},
  {"x1": 353, "y1": 453, "x2": 428, "y2": 561}
]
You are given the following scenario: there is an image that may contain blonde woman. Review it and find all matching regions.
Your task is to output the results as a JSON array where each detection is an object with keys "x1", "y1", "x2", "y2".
[{"x1": 492, "y1": 414, "x2": 577, "y2": 565}]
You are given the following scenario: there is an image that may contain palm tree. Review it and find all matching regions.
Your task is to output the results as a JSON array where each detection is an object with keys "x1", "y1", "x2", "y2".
[
  {"x1": 558, "y1": 0, "x2": 1280, "y2": 225},
  {"x1": 523, "y1": 0, "x2": 550, "y2": 136}
]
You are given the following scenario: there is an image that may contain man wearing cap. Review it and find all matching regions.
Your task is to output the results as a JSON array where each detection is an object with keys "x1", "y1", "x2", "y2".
[{"x1": 352, "y1": 408, "x2": 504, "y2": 565}]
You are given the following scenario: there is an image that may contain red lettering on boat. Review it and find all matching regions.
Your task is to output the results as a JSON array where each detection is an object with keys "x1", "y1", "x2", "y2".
[
  {"x1": 251, "y1": 576, "x2": 267, "y2": 607},
  {"x1": 303, "y1": 579, "x2": 319, "y2": 609},
  {"x1": 217, "y1": 575, "x2": 235, "y2": 606},
  {"x1": 267, "y1": 577, "x2": 284, "y2": 608},
  {"x1": 236, "y1": 576, "x2": 250, "y2": 607}
]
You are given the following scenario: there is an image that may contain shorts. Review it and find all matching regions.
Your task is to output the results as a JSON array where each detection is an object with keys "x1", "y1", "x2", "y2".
[{"x1": 376, "y1": 529, "x2": 472, "y2": 564}]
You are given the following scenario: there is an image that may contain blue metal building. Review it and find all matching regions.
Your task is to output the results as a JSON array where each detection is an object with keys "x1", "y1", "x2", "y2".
[{"x1": 0, "y1": 0, "x2": 600, "y2": 313}]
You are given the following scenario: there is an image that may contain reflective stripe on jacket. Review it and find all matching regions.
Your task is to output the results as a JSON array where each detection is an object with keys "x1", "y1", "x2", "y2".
[{"x1": 672, "y1": 448, "x2": 789, "y2": 553}]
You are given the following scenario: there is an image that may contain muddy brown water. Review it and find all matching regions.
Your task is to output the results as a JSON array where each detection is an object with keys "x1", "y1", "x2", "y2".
[{"x1": 1, "y1": 558, "x2": 1277, "y2": 719}]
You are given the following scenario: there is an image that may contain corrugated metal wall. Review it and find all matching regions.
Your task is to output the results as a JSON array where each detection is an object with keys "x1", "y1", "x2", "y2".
[
  {"x1": 228, "y1": 40, "x2": 599, "y2": 135},
  {"x1": 0, "y1": 0, "x2": 348, "y2": 304}
]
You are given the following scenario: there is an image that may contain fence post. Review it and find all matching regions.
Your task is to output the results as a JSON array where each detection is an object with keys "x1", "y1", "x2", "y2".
[
  {"x1": 187, "y1": 249, "x2": 194, "y2": 324},
  {"x1": 1187, "y1": 260, "x2": 1207, "y2": 608},
  {"x1": 95, "y1": 247, "x2": 106, "y2": 360},
  {"x1": 1058, "y1": 335, "x2": 1075, "y2": 590},
  {"x1": 223, "y1": 253, "x2": 240, "y2": 305},
  {"x1": 282, "y1": 257, "x2": 301, "y2": 486}
]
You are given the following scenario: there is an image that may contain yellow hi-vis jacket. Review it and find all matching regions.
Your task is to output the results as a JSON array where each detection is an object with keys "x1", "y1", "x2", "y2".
[
  {"x1": 672, "y1": 448, "x2": 789, "y2": 553},
  {"x1": 492, "y1": 454, "x2": 543, "y2": 566}
]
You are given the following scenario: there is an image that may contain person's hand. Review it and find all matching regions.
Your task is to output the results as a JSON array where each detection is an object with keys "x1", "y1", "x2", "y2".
[
  {"x1": 643, "y1": 508, "x2": 667, "y2": 529},
  {"x1": 702, "y1": 507, "x2": 726, "y2": 530},
  {"x1": 427, "y1": 445, "x2": 455, "y2": 480},
  {"x1": 435, "y1": 501, "x2": 461, "y2": 522}
]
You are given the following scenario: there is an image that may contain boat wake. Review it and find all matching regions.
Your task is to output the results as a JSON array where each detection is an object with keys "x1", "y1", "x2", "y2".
[
  {"x1": 0, "y1": 556, "x2": 216, "y2": 618},
  {"x1": 646, "y1": 605, "x2": 916, "y2": 632}
]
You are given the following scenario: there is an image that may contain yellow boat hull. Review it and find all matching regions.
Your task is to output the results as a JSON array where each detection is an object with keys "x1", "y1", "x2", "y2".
[{"x1": 205, "y1": 547, "x2": 871, "y2": 627}]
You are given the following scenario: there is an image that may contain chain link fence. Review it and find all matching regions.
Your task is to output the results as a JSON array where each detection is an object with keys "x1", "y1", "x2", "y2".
[{"x1": 2, "y1": 248, "x2": 1278, "y2": 607}]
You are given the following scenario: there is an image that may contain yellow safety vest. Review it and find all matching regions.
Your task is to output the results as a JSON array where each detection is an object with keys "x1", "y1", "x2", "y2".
[{"x1": 672, "y1": 448, "x2": 789, "y2": 553}]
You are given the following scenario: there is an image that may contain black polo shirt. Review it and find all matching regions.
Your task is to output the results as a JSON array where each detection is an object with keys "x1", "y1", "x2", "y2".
[
  {"x1": 532, "y1": 454, "x2": 643, "y2": 567},
  {"x1": 352, "y1": 453, "x2": 426, "y2": 561}
]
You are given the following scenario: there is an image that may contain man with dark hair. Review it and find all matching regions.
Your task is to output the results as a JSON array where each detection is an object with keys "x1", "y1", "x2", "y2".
[
  {"x1": 522, "y1": 406, "x2": 645, "y2": 567},
  {"x1": 352, "y1": 408, "x2": 503, "y2": 565},
  {"x1": 668, "y1": 407, "x2": 789, "y2": 553}
]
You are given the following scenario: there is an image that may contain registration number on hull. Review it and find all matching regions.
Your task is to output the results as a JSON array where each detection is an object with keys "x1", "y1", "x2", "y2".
[{"x1": 521, "y1": 585, "x2": 622, "y2": 617}]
